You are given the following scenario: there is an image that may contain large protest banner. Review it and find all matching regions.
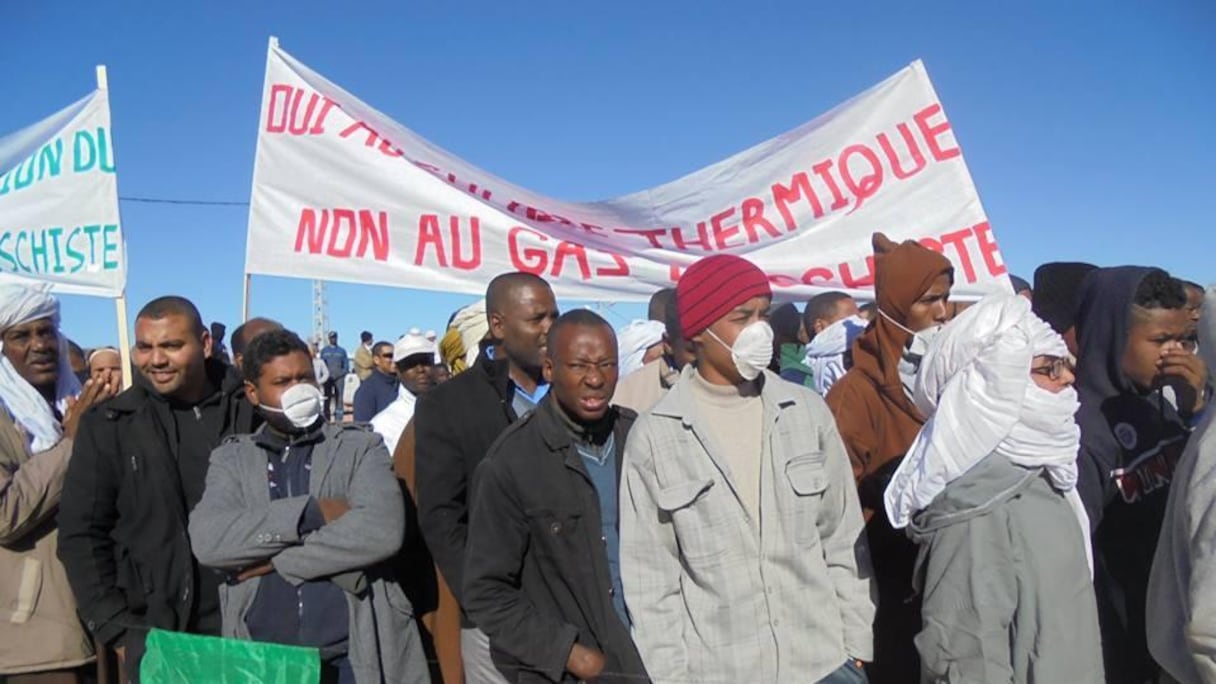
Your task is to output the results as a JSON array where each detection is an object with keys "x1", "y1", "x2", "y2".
[
  {"x1": 246, "y1": 39, "x2": 1010, "y2": 302},
  {"x1": 0, "y1": 84, "x2": 126, "y2": 298}
]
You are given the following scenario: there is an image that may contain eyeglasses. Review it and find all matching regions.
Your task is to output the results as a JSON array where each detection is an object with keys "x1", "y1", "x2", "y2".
[{"x1": 1030, "y1": 356, "x2": 1074, "y2": 381}]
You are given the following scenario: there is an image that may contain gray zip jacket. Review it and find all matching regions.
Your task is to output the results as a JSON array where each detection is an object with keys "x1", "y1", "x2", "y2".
[
  {"x1": 907, "y1": 454, "x2": 1104, "y2": 683},
  {"x1": 189, "y1": 422, "x2": 428, "y2": 684}
]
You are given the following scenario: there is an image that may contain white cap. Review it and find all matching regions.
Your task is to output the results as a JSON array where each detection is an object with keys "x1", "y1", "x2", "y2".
[
  {"x1": 393, "y1": 332, "x2": 436, "y2": 363},
  {"x1": 425, "y1": 329, "x2": 438, "y2": 341}
]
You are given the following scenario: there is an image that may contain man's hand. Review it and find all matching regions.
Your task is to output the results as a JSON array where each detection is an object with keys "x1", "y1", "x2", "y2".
[
  {"x1": 566, "y1": 643, "x2": 606, "y2": 681},
  {"x1": 1159, "y1": 349, "x2": 1208, "y2": 416},
  {"x1": 317, "y1": 498, "x2": 351, "y2": 523},
  {"x1": 236, "y1": 562, "x2": 275, "y2": 582},
  {"x1": 62, "y1": 379, "x2": 118, "y2": 440}
]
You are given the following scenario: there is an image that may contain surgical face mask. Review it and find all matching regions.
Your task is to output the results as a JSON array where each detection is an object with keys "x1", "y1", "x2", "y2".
[
  {"x1": 879, "y1": 308, "x2": 944, "y2": 400},
  {"x1": 260, "y1": 382, "x2": 324, "y2": 430},
  {"x1": 707, "y1": 321, "x2": 774, "y2": 382}
]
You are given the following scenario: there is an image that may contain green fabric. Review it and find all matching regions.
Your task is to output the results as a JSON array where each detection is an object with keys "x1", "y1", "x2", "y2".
[
  {"x1": 778, "y1": 343, "x2": 816, "y2": 389},
  {"x1": 141, "y1": 629, "x2": 321, "y2": 684}
]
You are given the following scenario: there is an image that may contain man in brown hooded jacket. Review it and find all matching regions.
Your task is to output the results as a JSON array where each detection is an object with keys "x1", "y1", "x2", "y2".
[{"x1": 826, "y1": 232, "x2": 953, "y2": 684}]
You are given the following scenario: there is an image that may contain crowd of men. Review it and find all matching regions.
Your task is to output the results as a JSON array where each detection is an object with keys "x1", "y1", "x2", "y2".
[{"x1": 0, "y1": 232, "x2": 1212, "y2": 684}]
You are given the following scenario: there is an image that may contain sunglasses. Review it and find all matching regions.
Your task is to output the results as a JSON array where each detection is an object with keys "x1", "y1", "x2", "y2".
[{"x1": 1030, "y1": 355, "x2": 1074, "y2": 381}]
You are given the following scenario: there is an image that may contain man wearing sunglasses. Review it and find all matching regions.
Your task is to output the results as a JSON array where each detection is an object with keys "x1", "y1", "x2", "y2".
[{"x1": 353, "y1": 341, "x2": 399, "y2": 422}]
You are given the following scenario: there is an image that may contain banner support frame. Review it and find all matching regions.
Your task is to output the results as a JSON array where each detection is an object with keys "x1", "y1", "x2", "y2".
[{"x1": 97, "y1": 63, "x2": 133, "y2": 389}]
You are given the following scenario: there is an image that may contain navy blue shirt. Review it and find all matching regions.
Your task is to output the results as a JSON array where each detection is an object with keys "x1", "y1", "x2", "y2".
[
  {"x1": 352, "y1": 369, "x2": 398, "y2": 422},
  {"x1": 243, "y1": 425, "x2": 350, "y2": 656}
]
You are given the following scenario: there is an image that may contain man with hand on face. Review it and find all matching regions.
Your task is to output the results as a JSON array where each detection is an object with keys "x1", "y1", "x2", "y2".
[
  {"x1": 464, "y1": 310, "x2": 648, "y2": 683},
  {"x1": 1073, "y1": 268, "x2": 1208, "y2": 684},
  {"x1": 0, "y1": 283, "x2": 116, "y2": 683},
  {"x1": 189, "y1": 329, "x2": 425, "y2": 684},
  {"x1": 825, "y1": 232, "x2": 953, "y2": 683},
  {"x1": 57, "y1": 296, "x2": 259, "y2": 680},
  {"x1": 416, "y1": 272, "x2": 559, "y2": 683},
  {"x1": 370, "y1": 332, "x2": 437, "y2": 455},
  {"x1": 353, "y1": 341, "x2": 399, "y2": 422},
  {"x1": 621, "y1": 255, "x2": 874, "y2": 684},
  {"x1": 88, "y1": 346, "x2": 124, "y2": 389}
]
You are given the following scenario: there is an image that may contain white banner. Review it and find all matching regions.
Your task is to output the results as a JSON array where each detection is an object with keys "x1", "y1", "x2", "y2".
[
  {"x1": 0, "y1": 90, "x2": 126, "y2": 298},
  {"x1": 247, "y1": 42, "x2": 1011, "y2": 301}
]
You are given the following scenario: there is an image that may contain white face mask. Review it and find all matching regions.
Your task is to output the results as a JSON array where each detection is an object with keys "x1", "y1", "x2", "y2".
[
  {"x1": 707, "y1": 321, "x2": 774, "y2": 382},
  {"x1": 260, "y1": 382, "x2": 324, "y2": 430},
  {"x1": 879, "y1": 308, "x2": 944, "y2": 400}
]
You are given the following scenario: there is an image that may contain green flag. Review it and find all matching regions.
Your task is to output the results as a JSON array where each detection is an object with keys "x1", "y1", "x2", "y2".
[{"x1": 140, "y1": 629, "x2": 321, "y2": 684}]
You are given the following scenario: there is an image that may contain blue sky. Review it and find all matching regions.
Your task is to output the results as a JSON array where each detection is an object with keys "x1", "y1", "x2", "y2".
[{"x1": 2, "y1": 1, "x2": 1213, "y2": 349}]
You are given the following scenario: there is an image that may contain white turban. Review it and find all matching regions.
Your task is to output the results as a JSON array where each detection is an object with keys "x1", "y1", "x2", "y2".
[
  {"x1": 617, "y1": 319, "x2": 666, "y2": 378},
  {"x1": 0, "y1": 281, "x2": 81, "y2": 452},
  {"x1": 884, "y1": 294, "x2": 1091, "y2": 572}
]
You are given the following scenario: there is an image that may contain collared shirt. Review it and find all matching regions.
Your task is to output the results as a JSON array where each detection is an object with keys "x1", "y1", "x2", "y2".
[{"x1": 485, "y1": 345, "x2": 551, "y2": 417}]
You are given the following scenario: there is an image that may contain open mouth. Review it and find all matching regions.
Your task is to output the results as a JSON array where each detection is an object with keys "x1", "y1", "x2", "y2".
[
  {"x1": 147, "y1": 370, "x2": 176, "y2": 383},
  {"x1": 580, "y1": 396, "x2": 607, "y2": 412}
]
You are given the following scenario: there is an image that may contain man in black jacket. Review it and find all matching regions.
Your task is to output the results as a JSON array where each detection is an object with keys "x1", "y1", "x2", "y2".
[
  {"x1": 1074, "y1": 268, "x2": 1208, "y2": 683},
  {"x1": 416, "y1": 271, "x2": 559, "y2": 682},
  {"x1": 465, "y1": 310, "x2": 647, "y2": 683},
  {"x1": 57, "y1": 296, "x2": 260, "y2": 680}
]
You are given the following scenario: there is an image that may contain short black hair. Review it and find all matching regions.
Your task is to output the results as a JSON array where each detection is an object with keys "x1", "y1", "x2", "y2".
[
  {"x1": 361, "y1": 330, "x2": 373, "y2": 342},
  {"x1": 1134, "y1": 270, "x2": 1187, "y2": 311},
  {"x1": 231, "y1": 318, "x2": 284, "y2": 358},
  {"x1": 137, "y1": 296, "x2": 205, "y2": 335},
  {"x1": 67, "y1": 339, "x2": 85, "y2": 360},
  {"x1": 804, "y1": 292, "x2": 853, "y2": 333},
  {"x1": 545, "y1": 309, "x2": 613, "y2": 357},
  {"x1": 242, "y1": 329, "x2": 309, "y2": 384},
  {"x1": 486, "y1": 272, "x2": 551, "y2": 315},
  {"x1": 1180, "y1": 279, "x2": 1204, "y2": 296},
  {"x1": 373, "y1": 341, "x2": 393, "y2": 357},
  {"x1": 648, "y1": 288, "x2": 676, "y2": 323},
  {"x1": 770, "y1": 302, "x2": 802, "y2": 342},
  {"x1": 663, "y1": 299, "x2": 684, "y2": 344}
]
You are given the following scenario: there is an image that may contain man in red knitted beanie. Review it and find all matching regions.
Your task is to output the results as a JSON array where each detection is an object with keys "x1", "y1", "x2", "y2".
[{"x1": 620, "y1": 254, "x2": 875, "y2": 684}]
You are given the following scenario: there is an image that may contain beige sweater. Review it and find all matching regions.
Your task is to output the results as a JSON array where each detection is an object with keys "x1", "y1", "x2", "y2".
[{"x1": 688, "y1": 369, "x2": 763, "y2": 526}]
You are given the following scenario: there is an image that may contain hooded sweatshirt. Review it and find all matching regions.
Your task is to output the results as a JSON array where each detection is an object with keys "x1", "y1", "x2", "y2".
[
  {"x1": 826, "y1": 233, "x2": 954, "y2": 513},
  {"x1": 1147, "y1": 285, "x2": 1216, "y2": 684},
  {"x1": 824, "y1": 232, "x2": 952, "y2": 684},
  {"x1": 1074, "y1": 266, "x2": 1192, "y2": 684}
]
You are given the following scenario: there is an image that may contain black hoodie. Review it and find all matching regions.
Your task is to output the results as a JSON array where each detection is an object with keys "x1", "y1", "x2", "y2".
[{"x1": 1074, "y1": 266, "x2": 1191, "y2": 683}]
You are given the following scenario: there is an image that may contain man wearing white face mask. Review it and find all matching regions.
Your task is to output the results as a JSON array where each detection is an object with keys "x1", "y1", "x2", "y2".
[
  {"x1": 190, "y1": 329, "x2": 427, "y2": 684},
  {"x1": 825, "y1": 233, "x2": 953, "y2": 684},
  {"x1": 620, "y1": 254, "x2": 875, "y2": 684}
]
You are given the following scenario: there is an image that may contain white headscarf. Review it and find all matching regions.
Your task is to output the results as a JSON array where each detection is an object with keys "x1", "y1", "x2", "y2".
[
  {"x1": 884, "y1": 294, "x2": 1092, "y2": 572},
  {"x1": 617, "y1": 319, "x2": 666, "y2": 377},
  {"x1": 803, "y1": 315, "x2": 868, "y2": 396},
  {"x1": 451, "y1": 299, "x2": 489, "y2": 368},
  {"x1": 0, "y1": 282, "x2": 81, "y2": 452}
]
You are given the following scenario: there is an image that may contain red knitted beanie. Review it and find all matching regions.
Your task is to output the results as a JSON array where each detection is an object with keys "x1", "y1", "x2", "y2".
[{"x1": 676, "y1": 255, "x2": 773, "y2": 339}]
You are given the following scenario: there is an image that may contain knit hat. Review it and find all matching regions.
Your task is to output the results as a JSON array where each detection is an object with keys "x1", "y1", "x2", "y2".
[
  {"x1": 1032, "y1": 262, "x2": 1097, "y2": 335},
  {"x1": 676, "y1": 255, "x2": 772, "y2": 339}
]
